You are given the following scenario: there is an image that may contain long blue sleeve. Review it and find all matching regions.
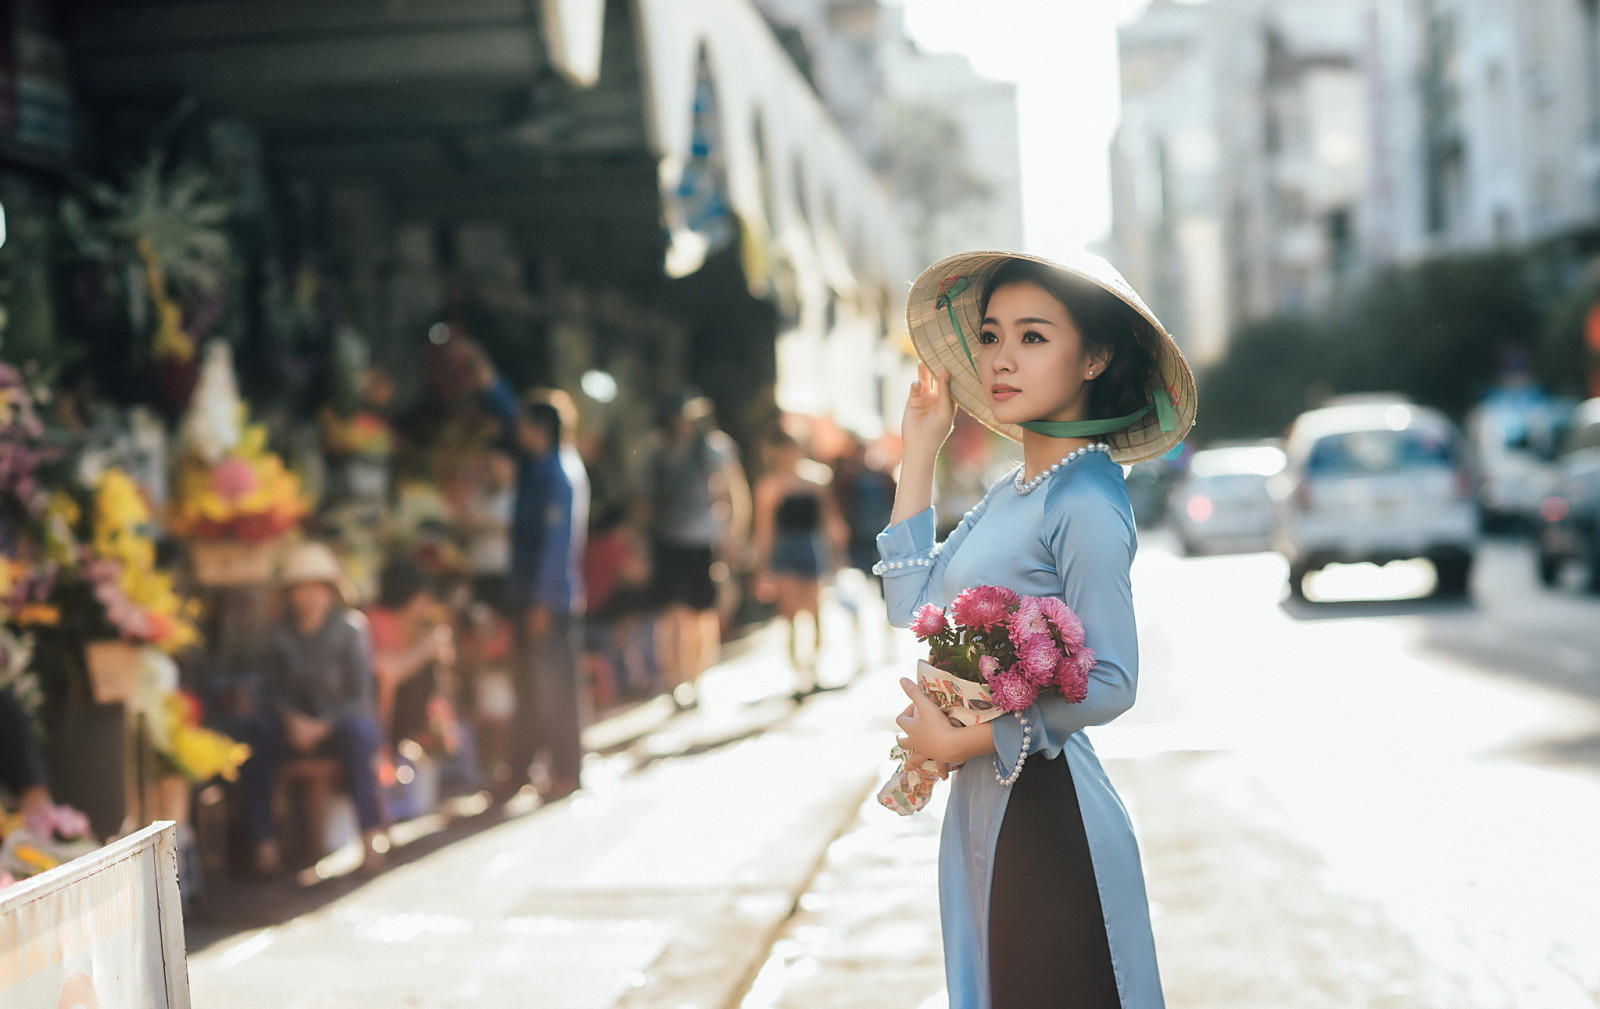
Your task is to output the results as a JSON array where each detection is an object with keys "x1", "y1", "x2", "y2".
[
  {"x1": 991, "y1": 468, "x2": 1139, "y2": 776},
  {"x1": 875, "y1": 496, "x2": 995, "y2": 627}
]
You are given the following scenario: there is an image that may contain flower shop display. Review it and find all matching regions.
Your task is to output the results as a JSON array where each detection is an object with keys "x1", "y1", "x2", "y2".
[
  {"x1": 36, "y1": 467, "x2": 201, "y2": 704},
  {"x1": 125, "y1": 648, "x2": 248, "y2": 828},
  {"x1": 0, "y1": 363, "x2": 57, "y2": 515},
  {"x1": 171, "y1": 342, "x2": 307, "y2": 584},
  {"x1": 321, "y1": 406, "x2": 394, "y2": 501},
  {"x1": 877, "y1": 585, "x2": 1096, "y2": 816},
  {"x1": 0, "y1": 365, "x2": 63, "y2": 720}
]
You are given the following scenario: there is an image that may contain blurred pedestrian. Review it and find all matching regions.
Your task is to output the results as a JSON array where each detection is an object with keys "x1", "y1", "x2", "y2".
[
  {"x1": 458, "y1": 448, "x2": 515, "y2": 617},
  {"x1": 644, "y1": 394, "x2": 750, "y2": 709},
  {"x1": 582, "y1": 503, "x2": 656, "y2": 702},
  {"x1": 831, "y1": 434, "x2": 898, "y2": 671},
  {"x1": 242, "y1": 542, "x2": 387, "y2": 875},
  {"x1": 880, "y1": 252, "x2": 1195, "y2": 1009},
  {"x1": 469, "y1": 343, "x2": 590, "y2": 802},
  {"x1": 364, "y1": 558, "x2": 455, "y2": 752},
  {"x1": 833, "y1": 434, "x2": 898, "y2": 582},
  {"x1": 752, "y1": 429, "x2": 847, "y2": 698}
]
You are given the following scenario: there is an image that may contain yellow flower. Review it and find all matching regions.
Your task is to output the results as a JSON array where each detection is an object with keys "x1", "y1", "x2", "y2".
[
  {"x1": 167, "y1": 722, "x2": 251, "y2": 782},
  {"x1": 16, "y1": 604, "x2": 59, "y2": 627}
]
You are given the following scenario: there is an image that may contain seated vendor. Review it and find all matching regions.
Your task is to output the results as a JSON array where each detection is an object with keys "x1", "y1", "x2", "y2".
[{"x1": 240, "y1": 542, "x2": 386, "y2": 874}]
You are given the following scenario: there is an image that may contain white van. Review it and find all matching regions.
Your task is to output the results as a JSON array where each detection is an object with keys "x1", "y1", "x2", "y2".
[{"x1": 1271, "y1": 400, "x2": 1480, "y2": 599}]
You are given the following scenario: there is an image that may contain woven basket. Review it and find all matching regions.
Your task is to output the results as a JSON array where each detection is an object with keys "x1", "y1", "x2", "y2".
[
  {"x1": 84, "y1": 640, "x2": 143, "y2": 705},
  {"x1": 190, "y1": 539, "x2": 280, "y2": 587}
]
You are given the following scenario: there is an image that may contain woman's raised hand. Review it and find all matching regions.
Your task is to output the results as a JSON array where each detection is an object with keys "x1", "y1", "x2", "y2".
[{"x1": 901, "y1": 362, "x2": 955, "y2": 459}]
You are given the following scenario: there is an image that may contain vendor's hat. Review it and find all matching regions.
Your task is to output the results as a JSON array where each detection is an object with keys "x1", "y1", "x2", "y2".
[
  {"x1": 279, "y1": 541, "x2": 353, "y2": 602},
  {"x1": 906, "y1": 250, "x2": 1198, "y2": 464}
]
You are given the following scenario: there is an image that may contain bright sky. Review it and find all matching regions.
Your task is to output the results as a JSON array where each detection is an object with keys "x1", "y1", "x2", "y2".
[{"x1": 899, "y1": 0, "x2": 1155, "y2": 260}]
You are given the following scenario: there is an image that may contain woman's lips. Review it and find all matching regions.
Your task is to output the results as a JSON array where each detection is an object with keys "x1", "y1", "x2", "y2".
[{"x1": 991, "y1": 385, "x2": 1020, "y2": 401}]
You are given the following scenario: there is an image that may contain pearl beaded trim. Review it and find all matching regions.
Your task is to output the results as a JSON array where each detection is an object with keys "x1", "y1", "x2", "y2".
[
  {"x1": 1012, "y1": 442, "x2": 1110, "y2": 495},
  {"x1": 995, "y1": 712, "x2": 1031, "y2": 786},
  {"x1": 871, "y1": 552, "x2": 936, "y2": 576}
]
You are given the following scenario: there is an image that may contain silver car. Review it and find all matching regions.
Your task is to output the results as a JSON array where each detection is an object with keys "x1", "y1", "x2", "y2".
[
  {"x1": 1170, "y1": 444, "x2": 1285, "y2": 555},
  {"x1": 1271, "y1": 401, "x2": 1480, "y2": 599}
]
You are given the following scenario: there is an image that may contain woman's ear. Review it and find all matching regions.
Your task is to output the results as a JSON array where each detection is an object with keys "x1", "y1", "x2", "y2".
[{"x1": 1088, "y1": 346, "x2": 1113, "y2": 379}]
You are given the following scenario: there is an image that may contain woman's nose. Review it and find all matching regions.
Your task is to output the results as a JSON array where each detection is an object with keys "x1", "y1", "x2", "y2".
[{"x1": 987, "y1": 341, "x2": 1014, "y2": 374}]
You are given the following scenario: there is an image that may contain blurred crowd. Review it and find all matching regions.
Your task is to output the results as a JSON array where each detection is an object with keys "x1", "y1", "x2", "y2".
[{"x1": 168, "y1": 337, "x2": 902, "y2": 876}]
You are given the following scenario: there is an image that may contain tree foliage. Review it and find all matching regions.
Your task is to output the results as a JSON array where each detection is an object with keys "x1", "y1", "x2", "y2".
[
  {"x1": 1199, "y1": 251, "x2": 1565, "y2": 443},
  {"x1": 1197, "y1": 314, "x2": 1332, "y2": 442}
]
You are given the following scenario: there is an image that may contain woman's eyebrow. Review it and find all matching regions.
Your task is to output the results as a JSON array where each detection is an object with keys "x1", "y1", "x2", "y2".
[{"x1": 981, "y1": 316, "x2": 1059, "y2": 327}]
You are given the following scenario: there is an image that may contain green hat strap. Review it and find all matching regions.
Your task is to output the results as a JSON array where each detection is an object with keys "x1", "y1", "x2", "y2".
[
  {"x1": 934, "y1": 275, "x2": 1179, "y2": 441},
  {"x1": 936, "y1": 277, "x2": 978, "y2": 372}
]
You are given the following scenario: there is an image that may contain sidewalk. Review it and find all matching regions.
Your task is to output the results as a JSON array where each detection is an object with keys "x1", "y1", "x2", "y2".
[{"x1": 186, "y1": 614, "x2": 908, "y2": 1009}]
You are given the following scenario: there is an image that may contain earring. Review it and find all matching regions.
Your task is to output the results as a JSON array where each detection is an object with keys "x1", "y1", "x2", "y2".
[{"x1": 1087, "y1": 370, "x2": 1095, "y2": 378}]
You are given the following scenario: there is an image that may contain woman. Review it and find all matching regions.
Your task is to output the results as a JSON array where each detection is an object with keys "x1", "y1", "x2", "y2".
[
  {"x1": 879, "y1": 252, "x2": 1196, "y2": 1009},
  {"x1": 242, "y1": 542, "x2": 387, "y2": 874},
  {"x1": 752, "y1": 429, "x2": 848, "y2": 697},
  {"x1": 645, "y1": 394, "x2": 750, "y2": 709}
]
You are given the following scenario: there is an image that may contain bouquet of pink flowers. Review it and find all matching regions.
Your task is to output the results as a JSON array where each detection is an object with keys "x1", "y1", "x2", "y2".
[{"x1": 878, "y1": 584, "x2": 1094, "y2": 816}]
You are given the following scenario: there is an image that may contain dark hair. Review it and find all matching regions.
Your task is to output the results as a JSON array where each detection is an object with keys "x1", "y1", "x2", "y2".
[
  {"x1": 522, "y1": 400, "x2": 563, "y2": 446},
  {"x1": 979, "y1": 259, "x2": 1158, "y2": 423},
  {"x1": 377, "y1": 559, "x2": 436, "y2": 610}
]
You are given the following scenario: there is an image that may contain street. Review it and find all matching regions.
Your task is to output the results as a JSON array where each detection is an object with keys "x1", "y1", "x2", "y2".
[{"x1": 186, "y1": 534, "x2": 1600, "y2": 1009}]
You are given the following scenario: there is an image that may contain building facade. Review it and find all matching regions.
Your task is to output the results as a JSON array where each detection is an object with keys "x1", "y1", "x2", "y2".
[{"x1": 1112, "y1": 0, "x2": 1600, "y2": 347}]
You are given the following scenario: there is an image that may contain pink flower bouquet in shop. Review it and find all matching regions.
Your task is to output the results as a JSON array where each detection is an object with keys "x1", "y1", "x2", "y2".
[{"x1": 877, "y1": 585, "x2": 1095, "y2": 816}]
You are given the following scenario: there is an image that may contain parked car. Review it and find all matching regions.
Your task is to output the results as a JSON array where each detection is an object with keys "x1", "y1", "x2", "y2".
[
  {"x1": 1169, "y1": 443, "x2": 1285, "y2": 555},
  {"x1": 1466, "y1": 384, "x2": 1573, "y2": 530},
  {"x1": 1534, "y1": 398, "x2": 1600, "y2": 592},
  {"x1": 1271, "y1": 400, "x2": 1479, "y2": 599}
]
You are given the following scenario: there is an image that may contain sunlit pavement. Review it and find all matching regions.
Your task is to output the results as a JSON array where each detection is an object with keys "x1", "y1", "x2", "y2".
[{"x1": 187, "y1": 540, "x2": 1600, "y2": 1008}]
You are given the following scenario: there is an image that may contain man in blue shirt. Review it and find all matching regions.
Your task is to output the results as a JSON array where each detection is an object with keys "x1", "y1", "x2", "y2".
[{"x1": 468, "y1": 342, "x2": 591, "y2": 802}]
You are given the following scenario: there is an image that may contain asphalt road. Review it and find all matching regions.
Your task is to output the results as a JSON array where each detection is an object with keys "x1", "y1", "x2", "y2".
[
  {"x1": 184, "y1": 536, "x2": 1600, "y2": 1008},
  {"x1": 750, "y1": 533, "x2": 1600, "y2": 1009},
  {"x1": 1119, "y1": 532, "x2": 1600, "y2": 1009}
]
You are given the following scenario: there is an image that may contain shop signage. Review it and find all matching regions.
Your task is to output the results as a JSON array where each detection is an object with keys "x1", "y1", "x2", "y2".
[{"x1": 0, "y1": 822, "x2": 189, "y2": 1009}]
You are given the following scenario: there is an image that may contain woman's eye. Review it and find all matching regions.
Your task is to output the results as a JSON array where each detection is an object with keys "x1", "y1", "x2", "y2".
[
  {"x1": 1022, "y1": 330, "x2": 1046, "y2": 343},
  {"x1": 978, "y1": 331, "x2": 998, "y2": 344}
]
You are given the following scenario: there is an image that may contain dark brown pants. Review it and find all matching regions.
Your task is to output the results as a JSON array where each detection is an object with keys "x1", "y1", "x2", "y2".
[{"x1": 988, "y1": 754, "x2": 1122, "y2": 1009}]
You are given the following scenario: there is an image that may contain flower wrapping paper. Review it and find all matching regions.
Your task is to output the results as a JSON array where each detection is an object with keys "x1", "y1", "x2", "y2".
[{"x1": 877, "y1": 660, "x2": 1006, "y2": 816}]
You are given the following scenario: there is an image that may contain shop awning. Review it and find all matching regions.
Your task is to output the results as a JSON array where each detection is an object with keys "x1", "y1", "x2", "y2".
[{"x1": 633, "y1": 0, "x2": 910, "y2": 298}]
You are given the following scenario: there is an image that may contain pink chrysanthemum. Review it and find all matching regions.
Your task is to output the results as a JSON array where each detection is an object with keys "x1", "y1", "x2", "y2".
[
  {"x1": 1054, "y1": 646, "x2": 1095, "y2": 703},
  {"x1": 1017, "y1": 633, "x2": 1062, "y2": 685},
  {"x1": 1009, "y1": 596, "x2": 1048, "y2": 639},
  {"x1": 951, "y1": 585, "x2": 1016, "y2": 631},
  {"x1": 986, "y1": 669, "x2": 1040, "y2": 712},
  {"x1": 1038, "y1": 595, "x2": 1085, "y2": 648},
  {"x1": 978, "y1": 654, "x2": 1001, "y2": 679},
  {"x1": 910, "y1": 603, "x2": 948, "y2": 639}
]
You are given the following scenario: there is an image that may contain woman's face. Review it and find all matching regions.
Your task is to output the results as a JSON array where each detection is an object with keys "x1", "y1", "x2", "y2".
[
  {"x1": 978, "y1": 281, "x2": 1110, "y2": 428},
  {"x1": 289, "y1": 582, "x2": 337, "y2": 629}
]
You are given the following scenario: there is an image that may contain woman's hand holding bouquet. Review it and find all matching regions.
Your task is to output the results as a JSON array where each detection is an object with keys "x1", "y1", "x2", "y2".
[{"x1": 879, "y1": 585, "x2": 1095, "y2": 816}]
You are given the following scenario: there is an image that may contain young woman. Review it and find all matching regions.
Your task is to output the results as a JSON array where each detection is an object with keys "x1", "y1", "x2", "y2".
[
  {"x1": 752, "y1": 429, "x2": 848, "y2": 697},
  {"x1": 879, "y1": 252, "x2": 1196, "y2": 1009}
]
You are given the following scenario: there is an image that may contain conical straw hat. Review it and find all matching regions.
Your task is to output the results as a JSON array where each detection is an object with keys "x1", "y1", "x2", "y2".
[{"x1": 906, "y1": 250, "x2": 1198, "y2": 464}]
